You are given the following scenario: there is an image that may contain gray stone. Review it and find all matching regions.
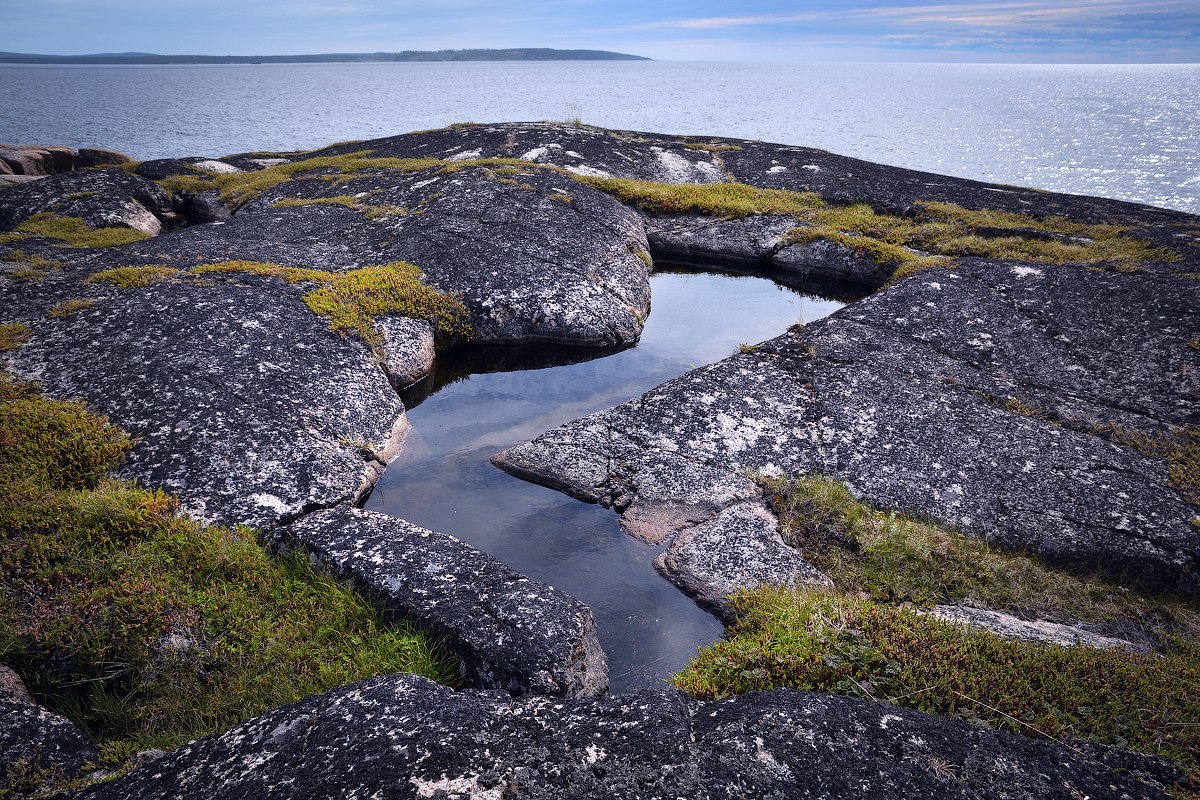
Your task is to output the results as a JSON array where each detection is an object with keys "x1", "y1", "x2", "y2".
[
  {"x1": 1, "y1": 666, "x2": 99, "y2": 789},
  {"x1": 0, "y1": 145, "x2": 73, "y2": 176},
  {"x1": 653, "y1": 501, "x2": 833, "y2": 620},
  {"x1": 283, "y1": 506, "x2": 607, "y2": 697},
  {"x1": 377, "y1": 315, "x2": 436, "y2": 387},
  {"x1": 928, "y1": 605, "x2": 1152, "y2": 651},
  {"x1": 73, "y1": 673, "x2": 1184, "y2": 800}
]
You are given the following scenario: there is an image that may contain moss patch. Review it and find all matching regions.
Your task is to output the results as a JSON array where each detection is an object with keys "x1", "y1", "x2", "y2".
[
  {"x1": 190, "y1": 260, "x2": 473, "y2": 348},
  {"x1": 674, "y1": 586, "x2": 1200, "y2": 767},
  {"x1": 577, "y1": 176, "x2": 823, "y2": 218},
  {"x1": 157, "y1": 152, "x2": 444, "y2": 207},
  {"x1": 15, "y1": 214, "x2": 151, "y2": 249},
  {"x1": 47, "y1": 299, "x2": 96, "y2": 318},
  {"x1": 760, "y1": 474, "x2": 1198, "y2": 626},
  {"x1": 0, "y1": 377, "x2": 457, "y2": 759},
  {"x1": 270, "y1": 195, "x2": 406, "y2": 219},
  {"x1": 86, "y1": 265, "x2": 179, "y2": 289},
  {"x1": 0, "y1": 322, "x2": 31, "y2": 352}
]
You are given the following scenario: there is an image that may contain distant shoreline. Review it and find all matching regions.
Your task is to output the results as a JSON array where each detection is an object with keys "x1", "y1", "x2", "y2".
[{"x1": 0, "y1": 48, "x2": 652, "y2": 65}]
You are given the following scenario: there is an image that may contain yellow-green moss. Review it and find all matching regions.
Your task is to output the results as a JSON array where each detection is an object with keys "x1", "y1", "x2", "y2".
[
  {"x1": 675, "y1": 586, "x2": 1200, "y2": 767},
  {"x1": 47, "y1": 299, "x2": 97, "y2": 318},
  {"x1": 576, "y1": 176, "x2": 823, "y2": 218},
  {"x1": 270, "y1": 195, "x2": 406, "y2": 219},
  {"x1": 190, "y1": 260, "x2": 473, "y2": 347},
  {"x1": 0, "y1": 232, "x2": 31, "y2": 244},
  {"x1": 85, "y1": 265, "x2": 179, "y2": 289},
  {"x1": 0, "y1": 377, "x2": 457, "y2": 762},
  {"x1": 680, "y1": 141, "x2": 743, "y2": 152},
  {"x1": 15, "y1": 214, "x2": 150, "y2": 248},
  {"x1": 0, "y1": 322, "x2": 30, "y2": 351},
  {"x1": 158, "y1": 152, "x2": 445, "y2": 207}
]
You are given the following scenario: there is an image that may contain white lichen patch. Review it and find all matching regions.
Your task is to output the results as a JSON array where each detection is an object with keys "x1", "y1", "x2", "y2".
[
  {"x1": 1012, "y1": 266, "x2": 1043, "y2": 278},
  {"x1": 447, "y1": 149, "x2": 483, "y2": 162}
]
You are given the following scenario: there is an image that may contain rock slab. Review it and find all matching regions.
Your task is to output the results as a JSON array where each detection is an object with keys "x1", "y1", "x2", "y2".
[{"x1": 73, "y1": 673, "x2": 1183, "y2": 800}]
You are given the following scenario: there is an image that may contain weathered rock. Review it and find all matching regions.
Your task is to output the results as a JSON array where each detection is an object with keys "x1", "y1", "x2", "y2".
[
  {"x1": 498, "y1": 257, "x2": 1200, "y2": 596},
  {"x1": 377, "y1": 315, "x2": 435, "y2": 387},
  {"x1": 928, "y1": 606, "x2": 1152, "y2": 651},
  {"x1": 182, "y1": 189, "x2": 232, "y2": 223},
  {"x1": 0, "y1": 167, "x2": 171, "y2": 236},
  {"x1": 0, "y1": 174, "x2": 41, "y2": 187},
  {"x1": 0, "y1": 144, "x2": 74, "y2": 176},
  {"x1": 73, "y1": 673, "x2": 1183, "y2": 800},
  {"x1": 1, "y1": 666, "x2": 99, "y2": 788},
  {"x1": 283, "y1": 507, "x2": 607, "y2": 696},
  {"x1": 3, "y1": 277, "x2": 407, "y2": 528},
  {"x1": 76, "y1": 147, "x2": 135, "y2": 168},
  {"x1": 772, "y1": 234, "x2": 891, "y2": 292},
  {"x1": 653, "y1": 501, "x2": 832, "y2": 620}
]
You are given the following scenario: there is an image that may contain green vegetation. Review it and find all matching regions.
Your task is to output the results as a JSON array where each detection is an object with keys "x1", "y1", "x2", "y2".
[
  {"x1": 760, "y1": 474, "x2": 1197, "y2": 624},
  {"x1": 47, "y1": 299, "x2": 96, "y2": 318},
  {"x1": 2, "y1": 249, "x2": 63, "y2": 282},
  {"x1": 270, "y1": 195, "x2": 406, "y2": 219},
  {"x1": 675, "y1": 474, "x2": 1200, "y2": 769},
  {"x1": 675, "y1": 586, "x2": 1200, "y2": 765},
  {"x1": 190, "y1": 260, "x2": 473, "y2": 348},
  {"x1": 86, "y1": 265, "x2": 179, "y2": 289},
  {"x1": 0, "y1": 322, "x2": 30, "y2": 351},
  {"x1": 571, "y1": 179, "x2": 1176, "y2": 276},
  {"x1": 1096, "y1": 425, "x2": 1200, "y2": 509},
  {"x1": 577, "y1": 176, "x2": 823, "y2": 218},
  {"x1": 680, "y1": 141, "x2": 743, "y2": 153},
  {"x1": 15, "y1": 214, "x2": 150, "y2": 248},
  {"x1": 0, "y1": 232, "x2": 31, "y2": 244},
  {"x1": 157, "y1": 152, "x2": 443, "y2": 207},
  {"x1": 0, "y1": 375, "x2": 457, "y2": 763}
]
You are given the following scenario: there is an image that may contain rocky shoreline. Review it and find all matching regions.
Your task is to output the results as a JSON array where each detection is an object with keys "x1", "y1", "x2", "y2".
[{"x1": 1, "y1": 122, "x2": 1197, "y2": 797}]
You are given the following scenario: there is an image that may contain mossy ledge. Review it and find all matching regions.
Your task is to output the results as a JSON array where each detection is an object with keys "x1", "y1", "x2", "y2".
[
  {"x1": 674, "y1": 475, "x2": 1200, "y2": 770},
  {"x1": 0, "y1": 375, "x2": 457, "y2": 789},
  {"x1": 15, "y1": 213, "x2": 150, "y2": 248},
  {"x1": 189, "y1": 260, "x2": 474, "y2": 348}
]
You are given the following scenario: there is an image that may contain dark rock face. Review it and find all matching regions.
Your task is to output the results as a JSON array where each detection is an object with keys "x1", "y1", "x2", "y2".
[
  {"x1": 283, "y1": 507, "x2": 607, "y2": 696},
  {"x1": 75, "y1": 147, "x2": 135, "y2": 169},
  {"x1": 0, "y1": 667, "x2": 99, "y2": 787},
  {"x1": 73, "y1": 673, "x2": 1182, "y2": 800},
  {"x1": 0, "y1": 167, "x2": 171, "y2": 235},
  {"x1": 6, "y1": 278, "x2": 407, "y2": 528}
]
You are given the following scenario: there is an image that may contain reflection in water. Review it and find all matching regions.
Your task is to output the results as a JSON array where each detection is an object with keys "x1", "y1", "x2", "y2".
[{"x1": 366, "y1": 269, "x2": 847, "y2": 691}]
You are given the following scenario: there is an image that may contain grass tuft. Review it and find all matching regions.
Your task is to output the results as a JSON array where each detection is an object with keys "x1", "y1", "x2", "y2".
[
  {"x1": 86, "y1": 265, "x2": 179, "y2": 289},
  {"x1": 0, "y1": 379, "x2": 458, "y2": 765},
  {"x1": 577, "y1": 176, "x2": 823, "y2": 218},
  {"x1": 15, "y1": 214, "x2": 151, "y2": 248},
  {"x1": 270, "y1": 195, "x2": 406, "y2": 219},
  {"x1": 674, "y1": 586, "x2": 1200, "y2": 767},
  {"x1": 0, "y1": 322, "x2": 31, "y2": 352},
  {"x1": 47, "y1": 299, "x2": 97, "y2": 318}
]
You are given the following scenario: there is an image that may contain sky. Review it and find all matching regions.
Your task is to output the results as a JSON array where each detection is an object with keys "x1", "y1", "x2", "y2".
[{"x1": 1, "y1": 0, "x2": 1197, "y2": 62}]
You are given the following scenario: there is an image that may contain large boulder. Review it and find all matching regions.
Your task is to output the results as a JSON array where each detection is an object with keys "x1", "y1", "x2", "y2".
[
  {"x1": 72, "y1": 673, "x2": 1184, "y2": 800},
  {"x1": 0, "y1": 168, "x2": 171, "y2": 236}
]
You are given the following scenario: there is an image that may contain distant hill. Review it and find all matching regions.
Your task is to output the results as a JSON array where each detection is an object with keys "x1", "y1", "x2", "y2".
[{"x1": 0, "y1": 48, "x2": 651, "y2": 65}]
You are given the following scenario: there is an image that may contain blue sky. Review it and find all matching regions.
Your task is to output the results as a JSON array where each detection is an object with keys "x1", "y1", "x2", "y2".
[{"x1": 2, "y1": 0, "x2": 1198, "y2": 62}]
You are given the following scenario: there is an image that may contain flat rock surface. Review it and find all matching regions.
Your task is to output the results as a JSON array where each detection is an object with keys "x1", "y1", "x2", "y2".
[
  {"x1": 282, "y1": 507, "x2": 607, "y2": 697},
  {"x1": 72, "y1": 673, "x2": 1183, "y2": 800}
]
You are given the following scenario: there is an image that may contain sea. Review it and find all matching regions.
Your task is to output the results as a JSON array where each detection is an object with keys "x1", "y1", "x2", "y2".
[{"x1": 1, "y1": 60, "x2": 1198, "y2": 214}]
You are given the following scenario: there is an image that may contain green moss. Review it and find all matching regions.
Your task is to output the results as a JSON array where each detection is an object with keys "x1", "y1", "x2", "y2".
[
  {"x1": 86, "y1": 265, "x2": 179, "y2": 289},
  {"x1": 15, "y1": 214, "x2": 151, "y2": 248},
  {"x1": 270, "y1": 195, "x2": 407, "y2": 219},
  {"x1": 47, "y1": 299, "x2": 97, "y2": 318},
  {"x1": 547, "y1": 192, "x2": 573, "y2": 204},
  {"x1": 0, "y1": 232, "x2": 31, "y2": 244},
  {"x1": 674, "y1": 586, "x2": 1200, "y2": 767},
  {"x1": 577, "y1": 176, "x2": 823, "y2": 218},
  {"x1": 190, "y1": 260, "x2": 473, "y2": 348},
  {"x1": 0, "y1": 322, "x2": 31, "y2": 351},
  {"x1": 2, "y1": 248, "x2": 65, "y2": 283},
  {"x1": 759, "y1": 474, "x2": 1198, "y2": 625},
  {"x1": 680, "y1": 142, "x2": 743, "y2": 152},
  {"x1": 66, "y1": 191, "x2": 98, "y2": 201},
  {"x1": 158, "y1": 152, "x2": 445, "y2": 207},
  {"x1": 1098, "y1": 426, "x2": 1200, "y2": 508},
  {"x1": 0, "y1": 380, "x2": 458, "y2": 759}
]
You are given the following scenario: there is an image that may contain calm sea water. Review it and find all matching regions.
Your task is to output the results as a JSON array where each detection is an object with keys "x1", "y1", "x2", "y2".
[{"x1": 1, "y1": 61, "x2": 1197, "y2": 213}]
